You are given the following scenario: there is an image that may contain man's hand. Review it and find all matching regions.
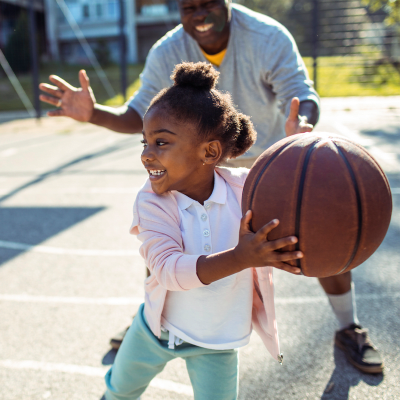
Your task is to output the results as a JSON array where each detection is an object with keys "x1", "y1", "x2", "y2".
[
  {"x1": 285, "y1": 97, "x2": 314, "y2": 137},
  {"x1": 39, "y1": 70, "x2": 96, "y2": 122}
]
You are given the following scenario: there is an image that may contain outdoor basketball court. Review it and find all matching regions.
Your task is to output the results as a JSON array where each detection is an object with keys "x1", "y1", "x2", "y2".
[{"x1": 0, "y1": 97, "x2": 399, "y2": 399}]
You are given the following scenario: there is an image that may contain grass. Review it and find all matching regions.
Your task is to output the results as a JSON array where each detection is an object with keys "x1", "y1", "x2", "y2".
[
  {"x1": 0, "y1": 57, "x2": 399, "y2": 113},
  {"x1": 303, "y1": 56, "x2": 400, "y2": 97}
]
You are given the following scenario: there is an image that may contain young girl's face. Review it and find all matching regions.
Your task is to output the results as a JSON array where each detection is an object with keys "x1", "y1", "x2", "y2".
[{"x1": 141, "y1": 106, "x2": 213, "y2": 201}]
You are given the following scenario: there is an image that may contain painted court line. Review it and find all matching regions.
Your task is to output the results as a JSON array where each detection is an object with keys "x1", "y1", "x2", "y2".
[
  {"x1": 0, "y1": 360, "x2": 194, "y2": 396},
  {"x1": 0, "y1": 292, "x2": 398, "y2": 306},
  {"x1": 275, "y1": 292, "x2": 400, "y2": 305},
  {"x1": 0, "y1": 240, "x2": 139, "y2": 257},
  {"x1": 60, "y1": 187, "x2": 141, "y2": 193},
  {"x1": 0, "y1": 294, "x2": 144, "y2": 305}
]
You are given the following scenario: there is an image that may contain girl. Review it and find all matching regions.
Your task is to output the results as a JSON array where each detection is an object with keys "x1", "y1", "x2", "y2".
[{"x1": 105, "y1": 62, "x2": 303, "y2": 400}]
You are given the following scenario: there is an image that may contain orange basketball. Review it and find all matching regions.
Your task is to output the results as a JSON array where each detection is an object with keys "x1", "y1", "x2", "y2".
[{"x1": 242, "y1": 133, "x2": 392, "y2": 277}]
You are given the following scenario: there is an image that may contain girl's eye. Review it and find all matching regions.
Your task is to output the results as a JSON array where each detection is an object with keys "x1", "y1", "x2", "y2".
[
  {"x1": 157, "y1": 140, "x2": 167, "y2": 146},
  {"x1": 140, "y1": 139, "x2": 147, "y2": 147}
]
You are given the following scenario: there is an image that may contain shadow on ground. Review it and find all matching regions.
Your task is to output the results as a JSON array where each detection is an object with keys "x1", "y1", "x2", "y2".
[
  {"x1": 0, "y1": 206, "x2": 105, "y2": 266},
  {"x1": 102, "y1": 349, "x2": 118, "y2": 366},
  {"x1": 321, "y1": 346, "x2": 383, "y2": 399}
]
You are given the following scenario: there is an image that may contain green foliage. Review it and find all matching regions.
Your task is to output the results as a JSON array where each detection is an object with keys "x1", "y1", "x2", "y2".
[
  {"x1": 4, "y1": 12, "x2": 31, "y2": 73},
  {"x1": 235, "y1": 0, "x2": 294, "y2": 21},
  {"x1": 362, "y1": 0, "x2": 400, "y2": 25}
]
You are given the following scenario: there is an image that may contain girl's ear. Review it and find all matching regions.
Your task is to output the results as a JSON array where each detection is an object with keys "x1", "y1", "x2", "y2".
[{"x1": 203, "y1": 140, "x2": 222, "y2": 165}]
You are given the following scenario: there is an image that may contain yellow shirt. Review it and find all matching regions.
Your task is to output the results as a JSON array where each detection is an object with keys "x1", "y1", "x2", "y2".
[{"x1": 201, "y1": 48, "x2": 227, "y2": 67}]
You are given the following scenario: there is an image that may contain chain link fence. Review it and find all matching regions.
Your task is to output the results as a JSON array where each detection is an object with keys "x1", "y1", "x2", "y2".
[{"x1": 238, "y1": 0, "x2": 400, "y2": 96}]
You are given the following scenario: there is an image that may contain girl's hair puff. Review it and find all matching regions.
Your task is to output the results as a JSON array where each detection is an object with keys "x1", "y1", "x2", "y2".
[{"x1": 146, "y1": 62, "x2": 256, "y2": 162}]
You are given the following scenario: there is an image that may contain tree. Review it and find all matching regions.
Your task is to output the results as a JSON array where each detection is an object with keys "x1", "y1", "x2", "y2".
[{"x1": 362, "y1": 0, "x2": 400, "y2": 26}]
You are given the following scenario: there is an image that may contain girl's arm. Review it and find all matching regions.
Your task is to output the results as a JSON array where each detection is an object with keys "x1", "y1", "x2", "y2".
[{"x1": 196, "y1": 211, "x2": 302, "y2": 285}]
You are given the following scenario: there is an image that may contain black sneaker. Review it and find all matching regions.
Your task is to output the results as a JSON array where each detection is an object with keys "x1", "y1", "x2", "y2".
[
  {"x1": 335, "y1": 323, "x2": 384, "y2": 374},
  {"x1": 109, "y1": 326, "x2": 130, "y2": 350}
]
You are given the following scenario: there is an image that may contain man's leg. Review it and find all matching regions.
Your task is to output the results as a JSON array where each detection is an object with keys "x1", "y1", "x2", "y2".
[{"x1": 319, "y1": 272, "x2": 383, "y2": 374}]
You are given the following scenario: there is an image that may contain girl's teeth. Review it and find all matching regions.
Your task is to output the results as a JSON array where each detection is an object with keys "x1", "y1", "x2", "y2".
[{"x1": 150, "y1": 170, "x2": 166, "y2": 176}]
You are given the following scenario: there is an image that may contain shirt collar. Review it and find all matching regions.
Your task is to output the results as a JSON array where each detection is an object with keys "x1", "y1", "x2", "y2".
[{"x1": 173, "y1": 171, "x2": 227, "y2": 211}]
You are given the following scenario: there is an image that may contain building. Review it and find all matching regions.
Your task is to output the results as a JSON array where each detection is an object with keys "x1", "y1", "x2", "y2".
[{"x1": 44, "y1": 0, "x2": 181, "y2": 64}]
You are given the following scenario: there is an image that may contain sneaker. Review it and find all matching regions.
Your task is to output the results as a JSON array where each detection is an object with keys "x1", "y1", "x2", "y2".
[
  {"x1": 335, "y1": 323, "x2": 384, "y2": 374},
  {"x1": 109, "y1": 326, "x2": 130, "y2": 350}
]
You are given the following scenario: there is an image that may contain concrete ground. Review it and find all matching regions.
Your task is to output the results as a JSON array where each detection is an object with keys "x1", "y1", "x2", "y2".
[{"x1": 0, "y1": 97, "x2": 399, "y2": 400}]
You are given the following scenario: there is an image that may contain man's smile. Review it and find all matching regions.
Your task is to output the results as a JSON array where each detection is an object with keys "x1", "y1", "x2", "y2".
[{"x1": 195, "y1": 23, "x2": 214, "y2": 32}]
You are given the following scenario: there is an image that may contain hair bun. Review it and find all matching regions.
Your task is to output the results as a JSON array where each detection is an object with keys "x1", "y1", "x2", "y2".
[{"x1": 171, "y1": 62, "x2": 219, "y2": 90}]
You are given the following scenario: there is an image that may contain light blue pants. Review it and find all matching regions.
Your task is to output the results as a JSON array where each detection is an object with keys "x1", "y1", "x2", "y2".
[{"x1": 105, "y1": 304, "x2": 239, "y2": 400}]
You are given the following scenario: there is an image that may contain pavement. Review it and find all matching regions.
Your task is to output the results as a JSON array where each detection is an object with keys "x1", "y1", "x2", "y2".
[{"x1": 0, "y1": 97, "x2": 399, "y2": 400}]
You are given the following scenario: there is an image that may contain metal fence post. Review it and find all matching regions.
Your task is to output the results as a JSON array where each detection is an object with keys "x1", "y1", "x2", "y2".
[
  {"x1": 312, "y1": 0, "x2": 318, "y2": 91},
  {"x1": 119, "y1": 0, "x2": 127, "y2": 102},
  {"x1": 29, "y1": 0, "x2": 41, "y2": 119}
]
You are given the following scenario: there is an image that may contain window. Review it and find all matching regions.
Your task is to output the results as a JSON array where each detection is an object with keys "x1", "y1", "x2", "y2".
[
  {"x1": 96, "y1": 3, "x2": 103, "y2": 17},
  {"x1": 82, "y1": 4, "x2": 90, "y2": 19},
  {"x1": 108, "y1": 0, "x2": 118, "y2": 18}
]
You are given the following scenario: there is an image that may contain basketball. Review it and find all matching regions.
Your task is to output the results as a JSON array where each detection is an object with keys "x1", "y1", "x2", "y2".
[{"x1": 242, "y1": 133, "x2": 392, "y2": 278}]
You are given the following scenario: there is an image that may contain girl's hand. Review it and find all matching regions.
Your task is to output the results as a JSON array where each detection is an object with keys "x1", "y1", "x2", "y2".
[{"x1": 233, "y1": 210, "x2": 303, "y2": 275}]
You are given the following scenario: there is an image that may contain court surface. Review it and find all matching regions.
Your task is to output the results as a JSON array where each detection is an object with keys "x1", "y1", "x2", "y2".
[{"x1": 0, "y1": 97, "x2": 399, "y2": 400}]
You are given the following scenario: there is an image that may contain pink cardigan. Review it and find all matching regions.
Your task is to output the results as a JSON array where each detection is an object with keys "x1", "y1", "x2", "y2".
[{"x1": 130, "y1": 167, "x2": 282, "y2": 362}]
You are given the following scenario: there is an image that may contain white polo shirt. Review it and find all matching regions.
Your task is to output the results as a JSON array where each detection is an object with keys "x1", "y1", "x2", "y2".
[{"x1": 161, "y1": 171, "x2": 253, "y2": 350}]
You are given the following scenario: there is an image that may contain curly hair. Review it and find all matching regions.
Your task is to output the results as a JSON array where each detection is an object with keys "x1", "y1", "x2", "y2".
[{"x1": 145, "y1": 62, "x2": 257, "y2": 162}]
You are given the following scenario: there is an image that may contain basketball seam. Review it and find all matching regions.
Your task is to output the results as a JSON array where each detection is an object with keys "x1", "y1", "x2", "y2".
[
  {"x1": 333, "y1": 142, "x2": 363, "y2": 275},
  {"x1": 333, "y1": 137, "x2": 392, "y2": 199},
  {"x1": 294, "y1": 140, "x2": 321, "y2": 270}
]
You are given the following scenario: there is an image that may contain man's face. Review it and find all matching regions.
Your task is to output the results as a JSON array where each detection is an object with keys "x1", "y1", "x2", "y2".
[{"x1": 178, "y1": 0, "x2": 231, "y2": 54}]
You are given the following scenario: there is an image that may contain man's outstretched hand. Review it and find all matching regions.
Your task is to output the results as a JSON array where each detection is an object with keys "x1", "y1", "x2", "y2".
[
  {"x1": 285, "y1": 97, "x2": 314, "y2": 137},
  {"x1": 39, "y1": 70, "x2": 96, "y2": 122}
]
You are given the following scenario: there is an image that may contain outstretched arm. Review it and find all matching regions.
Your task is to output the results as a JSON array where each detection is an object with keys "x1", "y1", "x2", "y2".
[{"x1": 39, "y1": 69, "x2": 143, "y2": 133}]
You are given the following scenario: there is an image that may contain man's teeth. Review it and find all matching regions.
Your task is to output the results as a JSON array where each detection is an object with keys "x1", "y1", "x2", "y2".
[
  {"x1": 149, "y1": 170, "x2": 166, "y2": 176},
  {"x1": 196, "y1": 23, "x2": 213, "y2": 32}
]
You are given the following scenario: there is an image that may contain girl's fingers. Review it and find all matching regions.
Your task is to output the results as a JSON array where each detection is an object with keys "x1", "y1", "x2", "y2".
[
  {"x1": 47, "y1": 109, "x2": 66, "y2": 117},
  {"x1": 273, "y1": 262, "x2": 302, "y2": 275},
  {"x1": 49, "y1": 75, "x2": 74, "y2": 91},
  {"x1": 39, "y1": 83, "x2": 63, "y2": 98},
  {"x1": 255, "y1": 219, "x2": 280, "y2": 240},
  {"x1": 39, "y1": 94, "x2": 61, "y2": 106},
  {"x1": 265, "y1": 236, "x2": 297, "y2": 251},
  {"x1": 267, "y1": 251, "x2": 303, "y2": 262},
  {"x1": 240, "y1": 210, "x2": 253, "y2": 233}
]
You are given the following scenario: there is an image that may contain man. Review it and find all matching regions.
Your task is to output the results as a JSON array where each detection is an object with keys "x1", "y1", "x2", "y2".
[{"x1": 39, "y1": 0, "x2": 383, "y2": 374}]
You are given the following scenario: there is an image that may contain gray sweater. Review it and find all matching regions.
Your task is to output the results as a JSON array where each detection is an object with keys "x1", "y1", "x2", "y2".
[{"x1": 128, "y1": 4, "x2": 320, "y2": 159}]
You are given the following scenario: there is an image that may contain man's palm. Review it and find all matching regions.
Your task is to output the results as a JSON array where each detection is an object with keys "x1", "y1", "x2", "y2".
[{"x1": 39, "y1": 70, "x2": 96, "y2": 122}]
